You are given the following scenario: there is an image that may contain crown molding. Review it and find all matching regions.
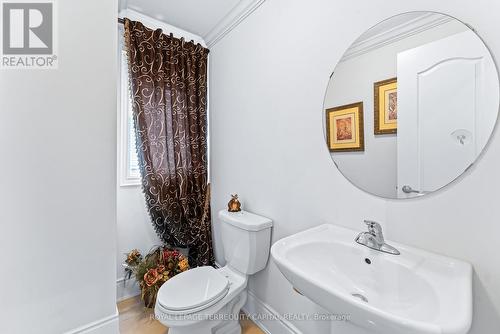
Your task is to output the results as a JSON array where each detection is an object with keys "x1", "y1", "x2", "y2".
[
  {"x1": 205, "y1": 0, "x2": 266, "y2": 48},
  {"x1": 340, "y1": 13, "x2": 454, "y2": 62}
]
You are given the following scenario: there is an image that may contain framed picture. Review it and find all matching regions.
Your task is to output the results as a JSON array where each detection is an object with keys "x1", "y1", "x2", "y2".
[
  {"x1": 325, "y1": 102, "x2": 364, "y2": 152},
  {"x1": 374, "y1": 77, "x2": 397, "y2": 134}
]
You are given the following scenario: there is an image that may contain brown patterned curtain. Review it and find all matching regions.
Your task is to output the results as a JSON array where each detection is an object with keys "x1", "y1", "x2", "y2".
[{"x1": 124, "y1": 19, "x2": 214, "y2": 267}]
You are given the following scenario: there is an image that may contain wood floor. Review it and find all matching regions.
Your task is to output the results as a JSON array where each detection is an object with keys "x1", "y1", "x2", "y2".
[{"x1": 117, "y1": 296, "x2": 265, "y2": 334}]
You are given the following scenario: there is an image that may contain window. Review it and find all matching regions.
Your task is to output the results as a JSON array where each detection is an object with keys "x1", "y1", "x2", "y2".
[
  {"x1": 126, "y1": 102, "x2": 140, "y2": 179},
  {"x1": 119, "y1": 48, "x2": 141, "y2": 186}
]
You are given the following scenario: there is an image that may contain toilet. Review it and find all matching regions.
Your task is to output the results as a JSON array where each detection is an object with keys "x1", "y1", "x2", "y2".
[{"x1": 154, "y1": 209, "x2": 273, "y2": 334}]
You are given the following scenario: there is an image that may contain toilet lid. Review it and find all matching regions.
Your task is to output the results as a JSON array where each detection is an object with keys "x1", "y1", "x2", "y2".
[{"x1": 157, "y1": 266, "x2": 230, "y2": 312}]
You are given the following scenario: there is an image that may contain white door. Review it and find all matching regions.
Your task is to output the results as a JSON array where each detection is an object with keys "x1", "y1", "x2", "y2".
[{"x1": 397, "y1": 30, "x2": 499, "y2": 198}]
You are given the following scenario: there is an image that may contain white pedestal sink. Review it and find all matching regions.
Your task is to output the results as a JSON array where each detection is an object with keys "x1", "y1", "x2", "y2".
[{"x1": 271, "y1": 224, "x2": 473, "y2": 334}]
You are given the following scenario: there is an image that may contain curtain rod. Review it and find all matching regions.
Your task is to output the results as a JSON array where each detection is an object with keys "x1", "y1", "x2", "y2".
[{"x1": 117, "y1": 17, "x2": 205, "y2": 47}]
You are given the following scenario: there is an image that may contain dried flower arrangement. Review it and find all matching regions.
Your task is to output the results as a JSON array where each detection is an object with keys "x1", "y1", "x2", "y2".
[{"x1": 124, "y1": 247, "x2": 189, "y2": 308}]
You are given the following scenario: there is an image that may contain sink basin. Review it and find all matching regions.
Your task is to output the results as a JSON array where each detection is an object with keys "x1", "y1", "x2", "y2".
[{"x1": 271, "y1": 224, "x2": 473, "y2": 334}]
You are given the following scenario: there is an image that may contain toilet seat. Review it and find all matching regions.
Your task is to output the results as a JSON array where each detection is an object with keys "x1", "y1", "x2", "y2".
[{"x1": 157, "y1": 266, "x2": 230, "y2": 315}]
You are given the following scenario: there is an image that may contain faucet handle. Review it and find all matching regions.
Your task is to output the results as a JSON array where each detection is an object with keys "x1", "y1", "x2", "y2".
[{"x1": 364, "y1": 220, "x2": 383, "y2": 235}]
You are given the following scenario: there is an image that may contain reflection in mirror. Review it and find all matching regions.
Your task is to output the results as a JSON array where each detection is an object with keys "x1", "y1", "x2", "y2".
[{"x1": 324, "y1": 12, "x2": 499, "y2": 199}]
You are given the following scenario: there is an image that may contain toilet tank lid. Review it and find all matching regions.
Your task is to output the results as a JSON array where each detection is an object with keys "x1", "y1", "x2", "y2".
[{"x1": 218, "y1": 209, "x2": 272, "y2": 231}]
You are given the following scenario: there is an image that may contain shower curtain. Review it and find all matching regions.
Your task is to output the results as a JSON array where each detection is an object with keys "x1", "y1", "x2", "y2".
[{"x1": 124, "y1": 18, "x2": 214, "y2": 267}]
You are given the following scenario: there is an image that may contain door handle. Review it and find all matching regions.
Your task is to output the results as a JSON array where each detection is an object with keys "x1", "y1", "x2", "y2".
[{"x1": 402, "y1": 185, "x2": 420, "y2": 194}]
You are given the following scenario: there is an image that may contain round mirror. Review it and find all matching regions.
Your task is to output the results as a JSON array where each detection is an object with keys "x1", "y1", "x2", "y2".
[{"x1": 324, "y1": 11, "x2": 499, "y2": 199}]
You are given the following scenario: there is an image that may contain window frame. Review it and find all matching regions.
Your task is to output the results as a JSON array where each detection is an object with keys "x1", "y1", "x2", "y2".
[{"x1": 119, "y1": 49, "x2": 141, "y2": 187}]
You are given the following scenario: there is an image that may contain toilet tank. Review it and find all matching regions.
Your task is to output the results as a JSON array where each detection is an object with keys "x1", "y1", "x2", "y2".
[{"x1": 218, "y1": 210, "x2": 273, "y2": 275}]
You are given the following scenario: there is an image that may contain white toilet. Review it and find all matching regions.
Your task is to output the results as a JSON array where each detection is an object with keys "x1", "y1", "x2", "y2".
[{"x1": 154, "y1": 209, "x2": 273, "y2": 334}]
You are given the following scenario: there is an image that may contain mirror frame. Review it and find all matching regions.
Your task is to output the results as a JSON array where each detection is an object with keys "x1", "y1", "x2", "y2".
[{"x1": 322, "y1": 11, "x2": 500, "y2": 200}]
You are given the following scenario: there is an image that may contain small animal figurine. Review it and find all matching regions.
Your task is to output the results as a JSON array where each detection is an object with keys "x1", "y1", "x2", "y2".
[{"x1": 227, "y1": 194, "x2": 242, "y2": 212}]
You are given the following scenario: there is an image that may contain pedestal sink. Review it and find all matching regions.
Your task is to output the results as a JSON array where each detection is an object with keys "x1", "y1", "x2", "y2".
[{"x1": 271, "y1": 224, "x2": 473, "y2": 334}]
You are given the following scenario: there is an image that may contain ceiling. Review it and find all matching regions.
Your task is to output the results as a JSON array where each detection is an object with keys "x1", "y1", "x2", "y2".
[{"x1": 123, "y1": 0, "x2": 242, "y2": 39}]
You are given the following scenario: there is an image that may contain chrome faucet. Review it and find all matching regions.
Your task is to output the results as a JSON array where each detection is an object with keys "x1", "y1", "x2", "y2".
[{"x1": 355, "y1": 220, "x2": 400, "y2": 255}]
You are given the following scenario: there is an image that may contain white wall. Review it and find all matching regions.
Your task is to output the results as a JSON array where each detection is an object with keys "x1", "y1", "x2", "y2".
[
  {"x1": 0, "y1": 1, "x2": 118, "y2": 333},
  {"x1": 324, "y1": 20, "x2": 467, "y2": 198},
  {"x1": 209, "y1": 0, "x2": 500, "y2": 333},
  {"x1": 116, "y1": 186, "x2": 161, "y2": 301},
  {"x1": 115, "y1": 9, "x2": 205, "y2": 301}
]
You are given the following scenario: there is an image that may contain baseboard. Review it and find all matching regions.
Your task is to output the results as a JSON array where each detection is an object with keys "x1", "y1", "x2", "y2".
[
  {"x1": 242, "y1": 290, "x2": 302, "y2": 334},
  {"x1": 116, "y1": 276, "x2": 140, "y2": 302},
  {"x1": 63, "y1": 308, "x2": 119, "y2": 334}
]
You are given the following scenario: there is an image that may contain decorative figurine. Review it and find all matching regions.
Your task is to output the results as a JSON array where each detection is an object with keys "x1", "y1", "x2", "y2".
[{"x1": 228, "y1": 194, "x2": 242, "y2": 212}]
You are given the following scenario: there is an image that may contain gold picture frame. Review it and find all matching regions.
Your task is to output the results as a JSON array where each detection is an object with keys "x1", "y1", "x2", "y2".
[
  {"x1": 326, "y1": 102, "x2": 364, "y2": 152},
  {"x1": 374, "y1": 77, "x2": 397, "y2": 134}
]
